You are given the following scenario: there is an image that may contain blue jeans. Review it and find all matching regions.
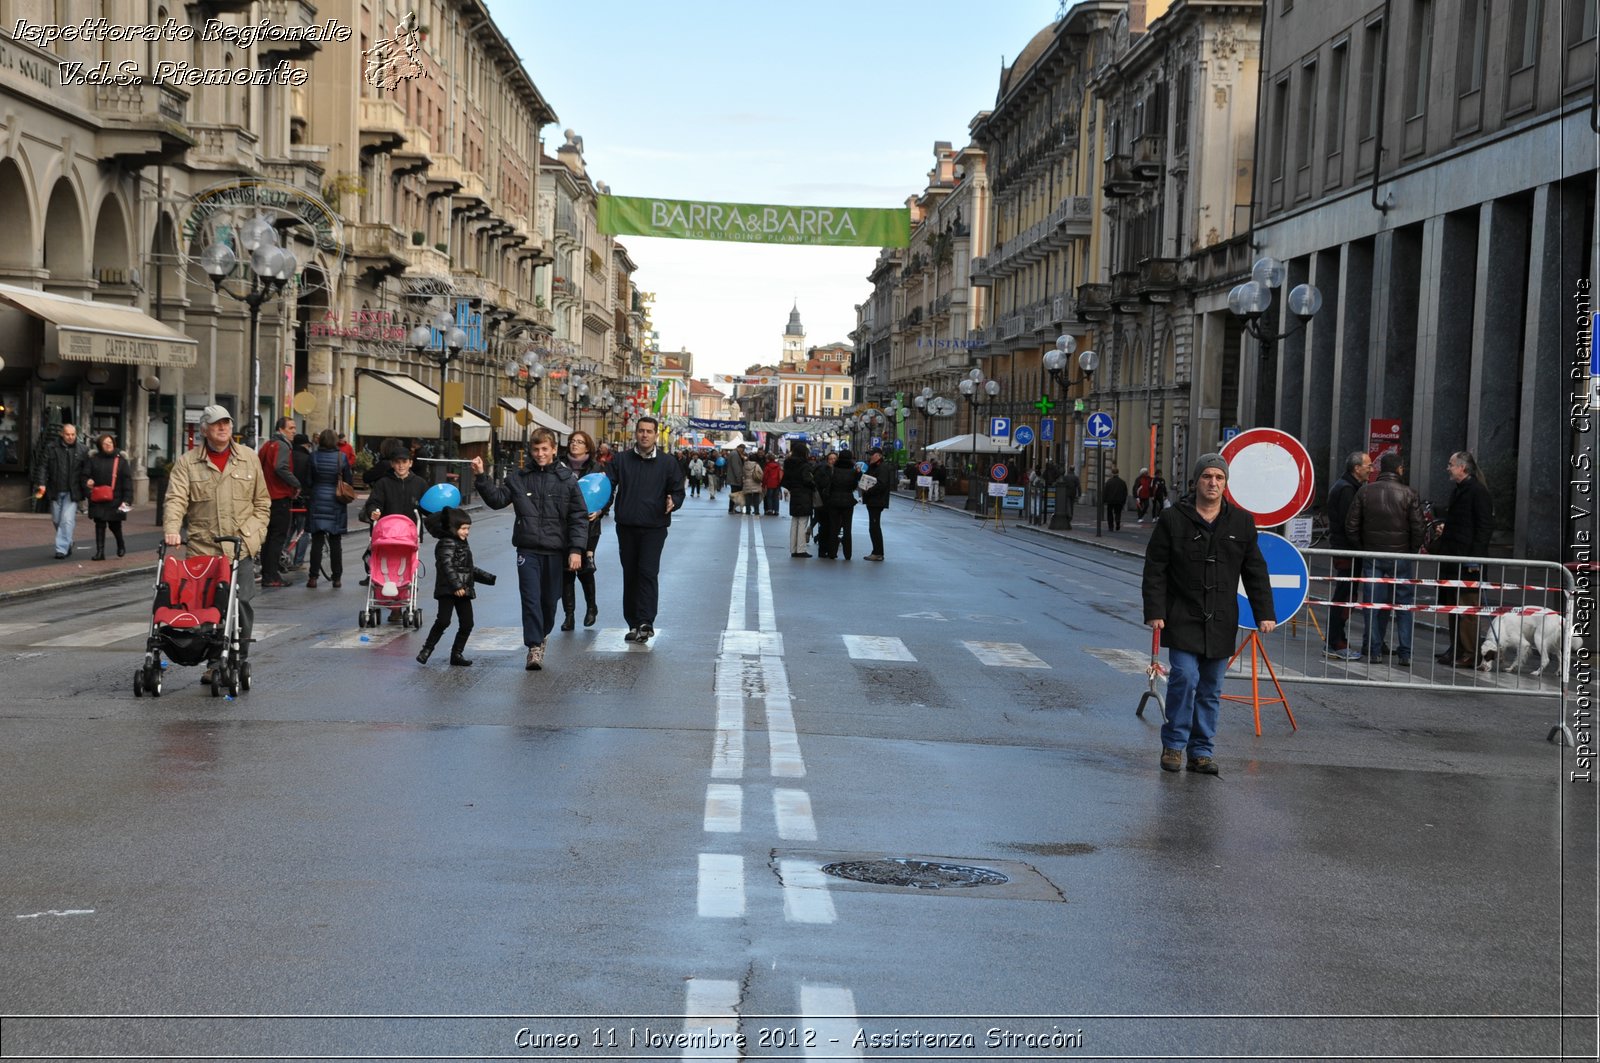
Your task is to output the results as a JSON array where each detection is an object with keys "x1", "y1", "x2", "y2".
[
  {"x1": 1364, "y1": 558, "x2": 1415, "y2": 658},
  {"x1": 51, "y1": 492, "x2": 78, "y2": 555},
  {"x1": 1161, "y1": 649, "x2": 1230, "y2": 759},
  {"x1": 515, "y1": 549, "x2": 564, "y2": 647}
]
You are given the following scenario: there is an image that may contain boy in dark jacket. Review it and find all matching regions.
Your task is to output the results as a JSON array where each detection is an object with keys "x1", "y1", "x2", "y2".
[
  {"x1": 472, "y1": 428, "x2": 587, "y2": 670},
  {"x1": 417, "y1": 507, "x2": 496, "y2": 666}
]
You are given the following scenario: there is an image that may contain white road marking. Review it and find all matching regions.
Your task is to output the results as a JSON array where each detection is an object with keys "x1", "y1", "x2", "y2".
[
  {"x1": 766, "y1": 704, "x2": 806, "y2": 778},
  {"x1": 773, "y1": 789, "x2": 817, "y2": 841},
  {"x1": 247, "y1": 623, "x2": 298, "y2": 643},
  {"x1": 720, "y1": 630, "x2": 783, "y2": 656},
  {"x1": 726, "y1": 521, "x2": 749, "y2": 631},
  {"x1": 780, "y1": 860, "x2": 837, "y2": 924},
  {"x1": 963, "y1": 640, "x2": 1051, "y2": 668},
  {"x1": 842, "y1": 634, "x2": 916, "y2": 661},
  {"x1": 0, "y1": 623, "x2": 39, "y2": 640},
  {"x1": 1085, "y1": 646, "x2": 1166, "y2": 679},
  {"x1": 753, "y1": 519, "x2": 776, "y2": 632},
  {"x1": 35, "y1": 622, "x2": 149, "y2": 647},
  {"x1": 703, "y1": 784, "x2": 743, "y2": 833},
  {"x1": 682, "y1": 978, "x2": 741, "y2": 1059},
  {"x1": 15, "y1": 909, "x2": 94, "y2": 919},
  {"x1": 460, "y1": 627, "x2": 527, "y2": 651},
  {"x1": 317, "y1": 626, "x2": 413, "y2": 649},
  {"x1": 711, "y1": 698, "x2": 745, "y2": 780},
  {"x1": 799, "y1": 984, "x2": 861, "y2": 1060},
  {"x1": 696, "y1": 854, "x2": 745, "y2": 918},
  {"x1": 590, "y1": 627, "x2": 656, "y2": 652}
]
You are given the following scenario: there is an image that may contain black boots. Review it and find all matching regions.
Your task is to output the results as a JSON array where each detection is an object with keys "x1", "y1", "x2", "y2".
[
  {"x1": 416, "y1": 642, "x2": 435, "y2": 664},
  {"x1": 449, "y1": 631, "x2": 471, "y2": 666},
  {"x1": 93, "y1": 529, "x2": 105, "y2": 561},
  {"x1": 450, "y1": 653, "x2": 473, "y2": 666},
  {"x1": 560, "y1": 613, "x2": 576, "y2": 632},
  {"x1": 583, "y1": 604, "x2": 598, "y2": 627}
]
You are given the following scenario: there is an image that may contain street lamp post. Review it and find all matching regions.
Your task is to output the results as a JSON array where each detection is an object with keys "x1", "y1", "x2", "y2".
[
  {"x1": 1228, "y1": 255, "x2": 1323, "y2": 365},
  {"x1": 958, "y1": 368, "x2": 1001, "y2": 513},
  {"x1": 1043, "y1": 333, "x2": 1100, "y2": 531},
  {"x1": 200, "y1": 215, "x2": 297, "y2": 446},
  {"x1": 410, "y1": 311, "x2": 468, "y2": 484},
  {"x1": 558, "y1": 373, "x2": 589, "y2": 441},
  {"x1": 502, "y1": 351, "x2": 545, "y2": 469}
]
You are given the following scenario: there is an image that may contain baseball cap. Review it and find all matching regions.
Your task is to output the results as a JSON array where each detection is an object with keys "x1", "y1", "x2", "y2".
[{"x1": 199, "y1": 404, "x2": 232, "y2": 426}]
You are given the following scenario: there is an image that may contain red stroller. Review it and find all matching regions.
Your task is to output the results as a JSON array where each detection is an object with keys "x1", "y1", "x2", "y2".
[
  {"x1": 359, "y1": 514, "x2": 424, "y2": 629},
  {"x1": 135, "y1": 536, "x2": 248, "y2": 698}
]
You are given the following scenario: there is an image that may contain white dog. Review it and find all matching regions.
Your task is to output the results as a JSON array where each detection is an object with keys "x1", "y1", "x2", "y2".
[{"x1": 1479, "y1": 612, "x2": 1574, "y2": 676}]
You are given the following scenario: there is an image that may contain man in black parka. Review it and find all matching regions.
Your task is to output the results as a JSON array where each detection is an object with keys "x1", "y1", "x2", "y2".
[{"x1": 1141, "y1": 453, "x2": 1277, "y2": 775}]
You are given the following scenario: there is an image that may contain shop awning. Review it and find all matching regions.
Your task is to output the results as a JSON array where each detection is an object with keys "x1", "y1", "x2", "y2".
[
  {"x1": 0, "y1": 283, "x2": 198, "y2": 368},
  {"x1": 925, "y1": 433, "x2": 1024, "y2": 455},
  {"x1": 498, "y1": 395, "x2": 575, "y2": 438},
  {"x1": 355, "y1": 369, "x2": 491, "y2": 444}
]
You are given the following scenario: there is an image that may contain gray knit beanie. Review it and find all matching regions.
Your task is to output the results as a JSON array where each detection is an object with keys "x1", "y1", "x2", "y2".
[{"x1": 1192, "y1": 453, "x2": 1229, "y2": 480}]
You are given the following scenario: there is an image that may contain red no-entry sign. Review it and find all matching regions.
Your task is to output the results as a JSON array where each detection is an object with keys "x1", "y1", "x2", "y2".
[{"x1": 1220, "y1": 428, "x2": 1314, "y2": 527}]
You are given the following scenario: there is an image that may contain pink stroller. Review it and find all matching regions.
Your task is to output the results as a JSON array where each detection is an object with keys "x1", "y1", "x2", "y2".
[{"x1": 358, "y1": 514, "x2": 424, "y2": 629}]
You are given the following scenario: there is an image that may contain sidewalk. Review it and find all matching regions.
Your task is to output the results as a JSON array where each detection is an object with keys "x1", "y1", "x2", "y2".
[{"x1": 911, "y1": 487, "x2": 1154, "y2": 560}]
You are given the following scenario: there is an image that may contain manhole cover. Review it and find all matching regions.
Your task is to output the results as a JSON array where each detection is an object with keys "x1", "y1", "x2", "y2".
[{"x1": 820, "y1": 858, "x2": 1009, "y2": 890}]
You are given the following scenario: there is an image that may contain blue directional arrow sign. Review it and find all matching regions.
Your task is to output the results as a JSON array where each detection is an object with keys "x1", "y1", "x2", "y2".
[
  {"x1": 1086, "y1": 411, "x2": 1114, "y2": 438},
  {"x1": 1013, "y1": 425, "x2": 1035, "y2": 446},
  {"x1": 1237, "y1": 531, "x2": 1309, "y2": 630}
]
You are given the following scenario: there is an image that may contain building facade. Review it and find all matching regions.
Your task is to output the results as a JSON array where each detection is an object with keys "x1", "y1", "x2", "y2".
[{"x1": 1251, "y1": 0, "x2": 1597, "y2": 559}]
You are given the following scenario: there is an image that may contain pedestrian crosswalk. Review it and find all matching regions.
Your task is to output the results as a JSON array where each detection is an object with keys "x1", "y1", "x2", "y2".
[{"x1": 0, "y1": 621, "x2": 300, "y2": 649}]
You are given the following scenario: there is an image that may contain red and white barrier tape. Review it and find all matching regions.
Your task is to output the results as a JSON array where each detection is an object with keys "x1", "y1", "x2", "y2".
[
  {"x1": 1313, "y1": 574, "x2": 1566, "y2": 594},
  {"x1": 1307, "y1": 598, "x2": 1563, "y2": 617}
]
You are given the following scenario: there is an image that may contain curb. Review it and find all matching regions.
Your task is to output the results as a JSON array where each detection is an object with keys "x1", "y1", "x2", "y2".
[{"x1": 0, "y1": 565, "x2": 148, "y2": 604}]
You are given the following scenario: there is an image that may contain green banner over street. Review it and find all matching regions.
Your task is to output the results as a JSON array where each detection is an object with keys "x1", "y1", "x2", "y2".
[{"x1": 597, "y1": 194, "x2": 909, "y2": 248}]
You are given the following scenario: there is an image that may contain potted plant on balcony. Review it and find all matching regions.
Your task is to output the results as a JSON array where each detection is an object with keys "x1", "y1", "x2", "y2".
[{"x1": 411, "y1": 230, "x2": 426, "y2": 246}]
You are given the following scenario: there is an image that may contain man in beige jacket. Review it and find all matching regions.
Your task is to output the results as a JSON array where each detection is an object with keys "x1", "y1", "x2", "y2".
[{"x1": 163, "y1": 405, "x2": 272, "y2": 684}]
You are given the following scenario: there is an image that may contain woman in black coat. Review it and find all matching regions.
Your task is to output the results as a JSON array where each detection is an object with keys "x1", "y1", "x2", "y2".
[
  {"x1": 80, "y1": 433, "x2": 132, "y2": 560},
  {"x1": 822, "y1": 448, "x2": 861, "y2": 560},
  {"x1": 557, "y1": 430, "x2": 606, "y2": 629},
  {"x1": 306, "y1": 429, "x2": 354, "y2": 587},
  {"x1": 780, "y1": 441, "x2": 815, "y2": 557}
]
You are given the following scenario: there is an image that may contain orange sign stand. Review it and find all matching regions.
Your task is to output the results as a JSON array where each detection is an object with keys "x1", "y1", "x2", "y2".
[{"x1": 1221, "y1": 630, "x2": 1297, "y2": 736}]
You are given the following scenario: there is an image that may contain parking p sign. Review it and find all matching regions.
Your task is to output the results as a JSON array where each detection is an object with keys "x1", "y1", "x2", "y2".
[{"x1": 990, "y1": 416, "x2": 1011, "y2": 439}]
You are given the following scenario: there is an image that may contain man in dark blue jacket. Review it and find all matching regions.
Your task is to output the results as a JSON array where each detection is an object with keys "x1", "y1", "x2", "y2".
[
  {"x1": 472, "y1": 428, "x2": 587, "y2": 670},
  {"x1": 609, "y1": 416, "x2": 686, "y2": 643}
]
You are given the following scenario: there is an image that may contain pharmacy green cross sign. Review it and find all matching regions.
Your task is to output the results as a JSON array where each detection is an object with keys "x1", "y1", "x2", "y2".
[{"x1": 1034, "y1": 395, "x2": 1055, "y2": 416}]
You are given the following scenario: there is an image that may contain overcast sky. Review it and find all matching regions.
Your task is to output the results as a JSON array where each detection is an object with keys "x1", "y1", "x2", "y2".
[{"x1": 495, "y1": 1, "x2": 1057, "y2": 380}]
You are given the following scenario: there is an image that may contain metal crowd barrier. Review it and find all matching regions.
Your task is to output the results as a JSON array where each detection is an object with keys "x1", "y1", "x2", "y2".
[{"x1": 1246, "y1": 547, "x2": 1576, "y2": 704}]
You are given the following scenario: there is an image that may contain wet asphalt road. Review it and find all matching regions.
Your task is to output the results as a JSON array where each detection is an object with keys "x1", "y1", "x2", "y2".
[{"x1": 0, "y1": 494, "x2": 1594, "y2": 1062}]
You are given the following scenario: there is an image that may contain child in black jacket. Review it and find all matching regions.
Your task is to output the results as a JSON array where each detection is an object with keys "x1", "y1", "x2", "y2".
[{"x1": 418, "y1": 507, "x2": 496, "y2": 666}]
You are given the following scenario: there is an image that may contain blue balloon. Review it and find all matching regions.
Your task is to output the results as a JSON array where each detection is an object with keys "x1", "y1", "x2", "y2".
[
  {"x1": 578, "y1": 472, "x2": 612, "y2": 514},
  {"x1": 715, "y1": 456, "x2": 726, "y2": 467},
  {"x1": 420, "y1": 482, "x2": 461, "y2": 513}
]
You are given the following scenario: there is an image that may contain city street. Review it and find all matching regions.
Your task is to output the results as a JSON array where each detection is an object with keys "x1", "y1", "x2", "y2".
[{"x1": 1, "y1": 495, "x2": 1593, "y2": 1061}]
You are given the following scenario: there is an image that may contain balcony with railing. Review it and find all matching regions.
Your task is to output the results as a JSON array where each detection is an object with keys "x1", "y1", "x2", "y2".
[
  {"x1": 1102, "y1": 153, "x2": 1140, "y2": 198},
  {"x1": 968, "y1": 255, "x2": 993, "y2": 287},
  {"x1": 187, "y1": 122, "x2": 259, "y2": 171},
  {"x1": 259, "y1": 0, "x2": 323, "y2": 60},
  {"x1": 583, "y1": 297, "x2": 612, "y2": 333},
  {"x1": 426, "y1": 152, "x2": 464, "y2": 196},
  {"x1": 401, "y1": 243, "x2": 451, "y2": 282},
  {"x1": 392, "y1": 124, "x2": 432, "y2": 177},
  {"x1": 346, "y1": 222, "x2": 407, "y2": 278},
  {"x1": 92, "y1": 79, "x2": 195, "y2": 166},
  {"x1": 261, "y1": 146, "x2": 328, "y2": 196},
  {"x1": 1132, "y1": 134, "x2": 1165, "y2": 179},
  {"x1": 1075, "y1": 283, "x2": 1112, "y2": 320},
  {"x1": 358, "y1": 96, "x2": 407, "y2": 155},
  {"x1": 1135, "y1": 258, "x2": 1182, "y2": 301},
  {"x1": 1110, "y1": 270, "x2": 1142, "y2": 312},
  {"x1": 450, "y1": 271, "x2": 493, "y2": 302},
  {"x1": 551, "y1": 276, "x2": 578, "y2": 305}
]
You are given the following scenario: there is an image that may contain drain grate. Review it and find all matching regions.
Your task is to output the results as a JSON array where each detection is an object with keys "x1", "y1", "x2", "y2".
[{"x1": 820, "y1": 858, "x2": 1009, "y2": 890}]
